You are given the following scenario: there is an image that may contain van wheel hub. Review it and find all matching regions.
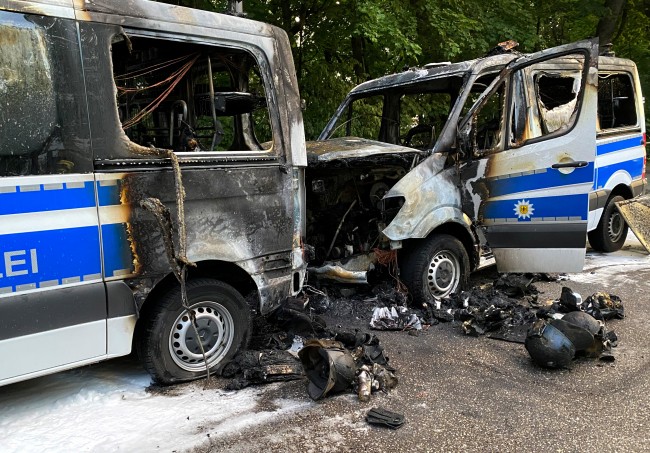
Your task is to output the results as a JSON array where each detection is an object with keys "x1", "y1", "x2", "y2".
[
  {"x1": 607, "y1": 211, "x2": 625, "y2": 242},
  {"x1": 168, "y1": 302, "x2": 234, "y2": 372},
  {"x1": 426, "y1": 251, "x2": 460, "y2": 298}
]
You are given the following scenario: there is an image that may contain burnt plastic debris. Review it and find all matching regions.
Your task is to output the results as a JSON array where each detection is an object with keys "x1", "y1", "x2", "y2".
[
  {"x1": 583, "y1": 292, "x2": 625, "y2": 320},
  {"x1": 431, "y1": 285, "x2": 536, "y2": 342},
  {"x1": 558, "y1": 286, "x2": 583, "y2": 312},
  {"x1": 268, "y1": 305, "x2": 328, "y2": 336},
  {"x1": 357, "y1": 365, "x2": 372, "y2": 402},
  {"x1": 493, "y1": 274, "x2": 539, "y2": 297},
  {"x1": 222, "y1": 349, "x2": 304, "y2": 390},
  {"x1": 231, "y1": 293, "x2": 399, "y2": 401},
  {"x1": 298, "y1": 339, "x2": 357, "y2": 400},
  {"x1": 366, "y1": 407, "x2": 405, "y2": 430}
]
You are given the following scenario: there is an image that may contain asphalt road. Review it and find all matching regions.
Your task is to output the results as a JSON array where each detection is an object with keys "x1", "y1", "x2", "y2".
[{"x1": 201, "y1": 239, "x2": 650, "y2": 453}]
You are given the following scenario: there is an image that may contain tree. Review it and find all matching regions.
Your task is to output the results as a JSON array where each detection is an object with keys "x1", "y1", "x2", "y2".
[
  {"x1": 596, "y1": 0, "x2": 627, "y2": 46},
  {"x1": 155, "y1": 0, "x2": 649, "y2": 140}
]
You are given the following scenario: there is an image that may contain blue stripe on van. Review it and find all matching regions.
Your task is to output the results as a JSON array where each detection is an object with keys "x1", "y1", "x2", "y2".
[
  {"x1": 101, "y1": 223, "x2": 135, "y2": 277},
  {"x1": 595, "y1": 157, "x2": 644, "y2": 189},
  {"x1": 483, "y1": 193, "x2": 588, "y2": 222},
  {"x1": 596, "y1": 136, "x2": 644, "y2": 155},
  {"x1": 97, "y1": 181, "x2": 122, "y2": 207},
  {"x1": 0, "y1": 226, "x2": 102, "y2": 292},
  {"x1": 0, "y1": 181, "x2": 96, "y2": 216},
  {"x1": 488, "y1": 163, "x2": 594, "y2": 198}
]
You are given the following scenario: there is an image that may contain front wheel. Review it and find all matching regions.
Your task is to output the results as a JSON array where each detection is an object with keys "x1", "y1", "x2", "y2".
[
  {"x1": 588, "y1": 195, "x2": 628, "y2": 253},
  {"x1": 400, "y1": 234, "x2": 470, "y2": 305},
  {"x1": 136, "y1": 278, "x2": 250, "y2": 385}
]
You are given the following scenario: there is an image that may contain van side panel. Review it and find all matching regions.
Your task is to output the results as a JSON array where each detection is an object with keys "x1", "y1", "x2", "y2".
[
  {"x1": 0, "y1": 11, "x2": 107, "y2": 385},
  {"x1": 78, "y1": 21, "x2": 297, "y2": 313}
]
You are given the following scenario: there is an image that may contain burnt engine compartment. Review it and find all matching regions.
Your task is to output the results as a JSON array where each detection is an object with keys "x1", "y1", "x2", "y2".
[{"x1": 306, "y1": 157, "x2": 414, "y2": 264}]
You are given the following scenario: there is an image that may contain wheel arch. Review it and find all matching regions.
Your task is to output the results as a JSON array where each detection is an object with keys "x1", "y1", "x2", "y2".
[
  {"x1": 401, "y1": 221, "x2": 479, "y2": 271},
  {"x1": 136, "y1": 260, "x2": 259, "y2": 328},
  {"x1": 609, "y1": 182, "x2": 633, "y2": 200}
]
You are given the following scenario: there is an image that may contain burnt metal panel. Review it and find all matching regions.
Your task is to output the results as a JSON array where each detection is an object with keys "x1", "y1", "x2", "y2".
[
  {"x1": 0, "y1": 0, "x2": 74, "y2": 19},
  {"x1": 120, "y1": 164, "x2": 294, "y2": 277}
]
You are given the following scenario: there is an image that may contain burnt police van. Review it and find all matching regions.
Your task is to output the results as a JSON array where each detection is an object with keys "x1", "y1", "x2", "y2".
[
  {"x1": 0, "y1": 0, "x2": 307, "y2": 385},
  {"x1": 308, "y1": 40, "x2": 646, "y2": 304}
]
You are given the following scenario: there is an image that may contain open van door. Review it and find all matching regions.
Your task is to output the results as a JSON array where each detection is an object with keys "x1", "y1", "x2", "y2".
[{"x1": 459, "y1": 40, "x2": 598, "y2": 272}]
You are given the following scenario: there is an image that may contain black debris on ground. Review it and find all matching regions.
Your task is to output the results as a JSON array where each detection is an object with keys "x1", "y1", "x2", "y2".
[
  {"x1": 226, "y1": 273, "x2": 625, "y2": 394},
  {"x1": 223, "y1": 292, "x2": 399, "y2": 401}
]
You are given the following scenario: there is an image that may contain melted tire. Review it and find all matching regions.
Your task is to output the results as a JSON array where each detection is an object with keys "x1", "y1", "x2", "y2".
[
  {"x1": 588, "y1": 195, "x2": 628, "y2": 253},
  {"x1": 136, "y1": 278, "x2": 250, "y2": 385},
  {"x1": 401, "y1": 234, "x2": 469, "y2": 305}
]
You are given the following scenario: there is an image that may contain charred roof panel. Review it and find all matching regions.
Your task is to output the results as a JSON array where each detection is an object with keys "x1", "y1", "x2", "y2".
[
  {"x1": 0, "y1": 0, "x2": 75, "y2": 18},
  {"x1": 72, "y1": 0, "x2": 276, "y2": 38}
]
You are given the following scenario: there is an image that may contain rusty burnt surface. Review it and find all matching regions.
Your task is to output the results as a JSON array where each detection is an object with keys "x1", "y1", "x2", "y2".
[
  {"x1": 616, "y1": 196, "x2": 650, "y2": 253},
  {"x1": 122, "y1": 165, "x2": 293, "y2": 271}
]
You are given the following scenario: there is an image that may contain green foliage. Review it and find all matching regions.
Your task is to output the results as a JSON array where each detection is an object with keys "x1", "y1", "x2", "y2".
[{"x1": 157, "y1": 0, "x2": 649, "y2": 140}]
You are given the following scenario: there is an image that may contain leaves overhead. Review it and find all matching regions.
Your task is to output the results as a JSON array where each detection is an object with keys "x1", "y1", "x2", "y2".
[{"x1": 157, "y1": 0, "x2": 649, "y2": 140}]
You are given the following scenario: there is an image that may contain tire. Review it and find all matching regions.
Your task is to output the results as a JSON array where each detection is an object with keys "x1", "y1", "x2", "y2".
[
  {"x1": 136, "y1": 278, "x2": 250, "y2": 385},
  {"x1": 400, "y1": 234, "x2": 470, "y2": 305},
  {"x1": 588, "y1": 195, "x2": 628, "y2": 253}
]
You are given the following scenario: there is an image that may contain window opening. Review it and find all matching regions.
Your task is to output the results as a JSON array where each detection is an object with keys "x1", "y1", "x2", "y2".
[
  {"x1": 329, "y1": 95, "x2": 385, "y2": 140},
  {"x1": 462, "y1": 75, "x2": 505, "y2": 153},
  {"x1": 399, "y1": 92, "x2": 452, "y2": 149},
  {"x1": 112, "y1": 36, "x2": 272, "y2": 152},
  {"x1": 597, "y1": 73, "x2": 637, "y2": 130}
]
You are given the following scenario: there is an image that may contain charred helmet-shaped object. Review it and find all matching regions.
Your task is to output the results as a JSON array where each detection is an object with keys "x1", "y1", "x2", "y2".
[
  {"x1": 525, "y1": 320, "x2": 576, "y2": 368},
  {"x1": 561, "y1": 311, "x2": 602, "y2": 336}
]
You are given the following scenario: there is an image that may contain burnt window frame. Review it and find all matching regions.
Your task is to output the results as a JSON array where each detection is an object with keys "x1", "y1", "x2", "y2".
[
  {"x1": 504, "y1": 52, "x2": 590, "y2": 151},
  {"x1": 328, "y1": 92, "x2": 388, "y2": 140},
  {"x1": 458, "y1": 48, "x2": 592, "y2": 158},
  {"x1": 324, "y1": 73, "x2": 465, "y2": 150},
  {"x1": 596, "y1": 70, "x2": 639, "y2": 135},
  {"x1": 109, "y1": 28, "x2": 281, "y2": 160}
]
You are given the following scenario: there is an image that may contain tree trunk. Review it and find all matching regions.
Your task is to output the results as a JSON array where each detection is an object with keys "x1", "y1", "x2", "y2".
[{"x1": 596, "y1": 0, "x2": 627, "y2": 47}]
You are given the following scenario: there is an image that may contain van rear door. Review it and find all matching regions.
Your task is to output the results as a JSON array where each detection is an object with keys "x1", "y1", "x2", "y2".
[{"x1": 459, "y1": 40, "x2": 598, "y2": 272}]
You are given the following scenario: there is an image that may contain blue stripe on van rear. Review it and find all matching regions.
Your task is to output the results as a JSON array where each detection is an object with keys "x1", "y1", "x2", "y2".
[
  {"x1": 595, "y1": 157, "x2": 644, "y2": 189},
  {"x1": 596, "y1": 135, "x2": 644, "y2": 155},
  {"x1": 0, "y1": 226, "x2": 102, "y2": 292}
]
